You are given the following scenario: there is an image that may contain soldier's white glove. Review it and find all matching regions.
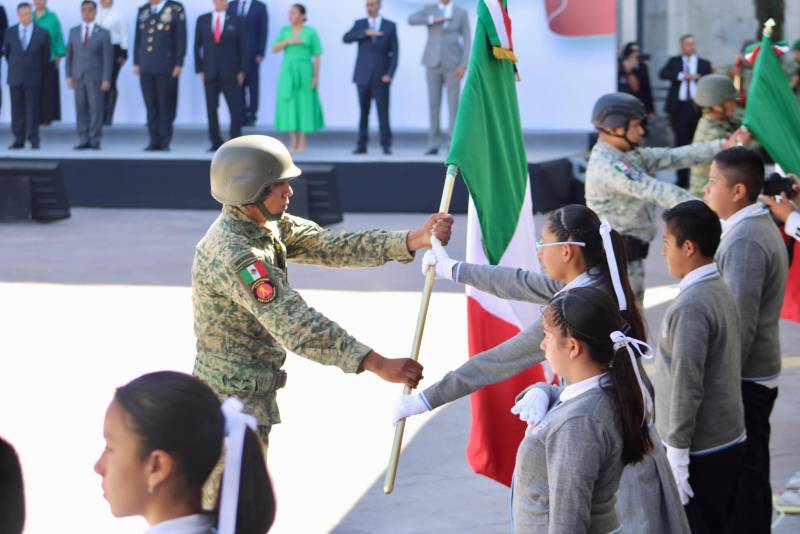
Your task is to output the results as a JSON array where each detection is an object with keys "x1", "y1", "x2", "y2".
[
  {"x1": 392, "y1": 392, "x2": 431, "y2": 424},
  {"x1": 510, "y1": 387, "x2": 550, "y2": 425},
  {"x1": 666, "y1": 445, "x2": 694, "y2": 505},
  {"x1": 421, "y1": 236, "x2": 457, "y2": 280}
]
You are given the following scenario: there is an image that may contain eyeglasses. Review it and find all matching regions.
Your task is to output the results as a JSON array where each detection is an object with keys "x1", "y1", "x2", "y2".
[{"x1": 535, "y1": 240, "x2": 586, "y2": 250}]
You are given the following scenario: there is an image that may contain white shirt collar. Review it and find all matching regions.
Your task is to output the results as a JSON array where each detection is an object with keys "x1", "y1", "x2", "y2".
[
  {"x1": 438, "y1": 2, "x2": 454, "y2": 17},
  {"x1": 720, "y1": 202, "x2": 769, "y2": 237},
  {"x1": 554, "y1": 267, "x2": 601, "y2": 297},
  {"x1": 678, "y1": 263, "x2": 718, "y2": 292},
  {"x1": 368, "y1": 15, "x2": 382, "y2": 26},
  {"x1": 84, "y1": 22, "x2": 95, "y2": 32},
  {"x1": 560, "y1": 372, "x2": 608, "y2": 403},
  {"x1": 150, "y1": 0, "x2": 167, "y2": 13},
  {"x1": 145, "y1": 514, "x2": 215, "y2": 534},
  {"x1": 19, "y1": 22, "x2": 32, "y2": 31}
]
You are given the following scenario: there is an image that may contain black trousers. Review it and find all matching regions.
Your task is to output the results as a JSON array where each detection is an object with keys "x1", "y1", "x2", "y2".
[
  {"x1": 140, "y1": 72, "x2": 178, "y2": 148},
  {"x1": 356, "y1": 78, "x2": 391, "y2": 149},
  {"x1": 734, "y1": 382, "x2": 778, "y2": 534},
  {"x1": 204, "y1": 77, "x2": 243, "y2": 147},
  {"x1": 242, "y1": 58, "x2": 259, "y2": 123},
  {"x1": 684, "y1": 442, "x2": 745, "y2": 534},
  {"x1": 10, "y1": 84, "x2": 41, "y2": 145},
  {"x1": 103, "y1": 45, "x2": 126, "y2": 125},
  {"x1": 669, "y1": 100, "x2": 701, "y2": 188}
]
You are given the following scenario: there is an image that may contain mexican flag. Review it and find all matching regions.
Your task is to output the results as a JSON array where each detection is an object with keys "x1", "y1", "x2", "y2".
[
  {"x1": 744, "y1": 27, "x2": 800, "y2": 324},
  {"x1": 445, "y1": 0, "x2": 543, "y2": 487}
]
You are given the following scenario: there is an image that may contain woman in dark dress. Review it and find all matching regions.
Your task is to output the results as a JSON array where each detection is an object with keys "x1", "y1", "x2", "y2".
[{"x1": 33, "y1": 0, "x2": 64, "y2": 124}]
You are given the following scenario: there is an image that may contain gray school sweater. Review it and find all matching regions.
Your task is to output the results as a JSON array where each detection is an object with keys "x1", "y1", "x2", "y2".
[
  {"x1": 715, "y1": 212, "x2": 788, "y2": 380},
  {"x1": 513, "y1": 385, "x2": 623, "y2": 534},
  {"x1": 655, "y1": 274, "x2": 745, "y2": 452}
]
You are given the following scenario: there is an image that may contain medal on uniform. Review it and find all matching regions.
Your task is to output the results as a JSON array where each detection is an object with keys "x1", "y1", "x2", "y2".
[
  {"x1": 238, "y1": 260, "x2": 276, "y2": 303},
  {"x1": 157, "y1": 23, "x2": 164, "y2": 30}
]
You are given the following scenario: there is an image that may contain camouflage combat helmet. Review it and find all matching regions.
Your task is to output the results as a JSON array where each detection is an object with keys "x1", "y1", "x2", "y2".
[
  {"x1": 694, "y1": 74, "x2": 738, "y2": 108},
  {"x1": 210, "y1": 135, "x2": 301, "y2": 205},
  {"x1": 591, "y1": 93, "x2": 646, "y2": 129}
]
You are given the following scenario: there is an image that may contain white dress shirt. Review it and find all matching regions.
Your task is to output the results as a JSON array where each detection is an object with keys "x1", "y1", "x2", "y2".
[
  {"x1": 145, "y1": 514, "x2": 215, "y2": 534},
  {"x1": 677, "y1": 54, "x2": 698, "y2": 101},
  {"x1": 428, "y1": 2, "x2": 454, "y2": 29},
  {"x1": 367, "y1": 15, "x2": 382, "y2": 32},
  {"x1": 97, "y1": 5, "x2": 129, "y2": 49},
  {"x1": 211, "y1": 10, "x2": 225, "y2": 32},
  {"x1": 18, "y1": 22, "x2": 33, "y2": 48},
  {"x1": 237, "y1": 0, "x2": 250, "y2": 17},
  {"x1": 785, "y1": 210, "x2": 800, "y2": 241},
  {"x1": 720, "y1": 202, "x2": 769, "y2": 239},
  {"x1": 559, "y1": 372, "x2": 608, "y2": 403},
  {"x1": 149, "y1": 0, "x2": 167, "y2": 15},
  {"x1": 677, "y1": 263, "x2": 719, "y2": 292}
]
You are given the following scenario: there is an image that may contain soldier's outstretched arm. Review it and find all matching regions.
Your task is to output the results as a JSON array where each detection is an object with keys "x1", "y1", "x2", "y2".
[
  {"x1": 280, "y1": 212, "x2": 453, "y2": 268},
  {"x1": 637, "y1": 140, "x2": 723, "y2": 174},
  {"x1": 226, "y1": 254, "x2": 422, "y2": 387},
  {"x1": 600, "y1": 159, "x2": 695, "y2": 209}
]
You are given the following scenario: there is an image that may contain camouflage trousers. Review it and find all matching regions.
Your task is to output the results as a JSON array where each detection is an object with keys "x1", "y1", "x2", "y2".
[
  {"x1": 628, "y1": 259, "x2": 645, "y2": 304},
  {"x1": 201, "y1": 425, "x2": 271, "y2": 510}
]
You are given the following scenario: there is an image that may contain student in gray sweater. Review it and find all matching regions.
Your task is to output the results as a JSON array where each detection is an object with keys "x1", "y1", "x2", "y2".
[
  {"x1": 392, "y1": 205, "x2": 689, "y2": 533},
  {"x1": 659, "y1": 200, "x2": 746, "y2": 533},
  {"x1": 511, "y1": 286, "x2": 653, "y2": 533},
  {"x1": 704, "y1": 147, "x2": 788, "y2": 533}
]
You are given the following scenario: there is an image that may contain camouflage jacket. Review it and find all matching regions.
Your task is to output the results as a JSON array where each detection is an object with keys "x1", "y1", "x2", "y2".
[
  {"x1": 689, "y1": 113, "x2": 740, "y2": 197},
  {"x1": 585, "y1": 140, "x2": 720, "y2": 243},
  {"x1": 192, "y1": 206, "x2": 414, "y2": 426}
]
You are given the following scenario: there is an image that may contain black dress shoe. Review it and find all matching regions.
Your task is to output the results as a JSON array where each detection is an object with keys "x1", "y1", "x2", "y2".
[
  {"x1": 159, "y1": 145, "x2": 171, "y2": 152},
  {"x1": 30, "y1": 143, "x2": 40, "y2": 149},
  {"x1": 8, "y1": 142, "x2": 24, "y2": 149},
  {"x1": 353, "y1": 146, "x2": 367, "y2": 155},
  {"x1": 244, "y1": 118, "x2": 256, "y2": 127},
  {"x1": 90, "y1": 144, "x2": 101, "y2": 150},
  {"x1": 144, "y1": 144, "x2": 159, "y2": 151},
  {"x1": 74, "y1": 143, "x2": 91, "y2": 150},
  {"x1": 425, "y1": 148, "x2": 438, "y2": 156},
  {"x1": 383, "y1": 146, "x2": 392, "y2": 155}
]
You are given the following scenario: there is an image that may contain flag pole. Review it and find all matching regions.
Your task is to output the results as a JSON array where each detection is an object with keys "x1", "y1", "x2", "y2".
[{"x1": 384, "y1": 164, "x2": 458, "y2": 495}]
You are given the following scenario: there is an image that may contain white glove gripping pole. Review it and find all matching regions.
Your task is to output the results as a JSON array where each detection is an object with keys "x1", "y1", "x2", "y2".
[{"x1": 384, "y1": 164, "x2": 458, "y2": 495}]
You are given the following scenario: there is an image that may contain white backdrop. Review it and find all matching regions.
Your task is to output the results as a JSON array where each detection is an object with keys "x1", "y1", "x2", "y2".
[{"x1": 0, "y1": 0, "x2": 616, "y2": 131}]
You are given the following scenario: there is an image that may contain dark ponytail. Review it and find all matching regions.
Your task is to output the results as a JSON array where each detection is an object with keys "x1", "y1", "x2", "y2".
[
  {"x1": 546, "y1": 204, "x2": 646, "y2": 341},
  {"x1": 544, "y1": 288, "x2": 653, "y2": 464},
  {"x1": 115, "y1": 371, "x2": 275, "y2": 534}
]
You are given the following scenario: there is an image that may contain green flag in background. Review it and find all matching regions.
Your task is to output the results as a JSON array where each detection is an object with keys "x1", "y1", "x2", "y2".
[{"x1": 744, "y1": 31, "x2": 800, "y2": 174}]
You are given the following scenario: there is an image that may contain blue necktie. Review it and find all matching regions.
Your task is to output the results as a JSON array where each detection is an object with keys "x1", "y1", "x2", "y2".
[{"x1": 21, "y1": 27, "x2": 28, "y2": 50}]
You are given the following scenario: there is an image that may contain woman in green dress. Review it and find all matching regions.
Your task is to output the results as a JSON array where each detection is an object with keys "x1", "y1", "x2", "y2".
[
  {"x1": 272, "y1": 4, "x2": 324, "y2": 153},
  {"x1": 33, "y1": 0, "x2": 64, "y2": 124}
]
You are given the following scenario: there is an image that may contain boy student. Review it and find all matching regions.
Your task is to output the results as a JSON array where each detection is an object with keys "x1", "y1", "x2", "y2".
[
  {"x1": 659, "y1": 200, "x2": 745, "y2": 534},
  {"x1": 704, "y1": 147, "x2": 788, "y2": 533}
]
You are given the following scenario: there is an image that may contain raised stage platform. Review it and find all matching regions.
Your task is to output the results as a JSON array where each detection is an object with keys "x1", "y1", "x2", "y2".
[{"x1": 0, "y1": 125, "x2": 590, "y2": 214}]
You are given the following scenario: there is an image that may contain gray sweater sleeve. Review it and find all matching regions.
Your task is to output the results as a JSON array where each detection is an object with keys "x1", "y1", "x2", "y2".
[
  {"x1": 546, "y1": 416, "x2": 608, "y2": 533},
  {"x1": 666, "y1": 304, "x2": 710, "y2": 449},
  {"x1": 456, "y1": 262, "x2": 563, "y2": 303},
  {"x1": 422, "y1": 319, "x2": 546, "y2": 409},
  {"x1": 717, "y1": 239, "x2": 766, "y2": 370}
]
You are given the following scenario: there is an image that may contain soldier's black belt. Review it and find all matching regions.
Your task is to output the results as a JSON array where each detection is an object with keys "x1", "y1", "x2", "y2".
[
  {"x1": 622, "y1": 234, "x2": 650, "y2": 262},
  {"x1": 275, "y1": 369, "x2": 287, "y2": 390}
]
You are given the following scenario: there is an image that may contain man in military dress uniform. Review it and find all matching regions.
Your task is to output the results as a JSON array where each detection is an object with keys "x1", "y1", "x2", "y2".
[
  {"x1": 689, "y1": 75, "x2": 744, "y2": 198},
  {"x1": 585, "y1": 92, "x2": 749, "y2": 300},
  {"x1": 133, "y1": 0, "x2": 186, "y2": 151},
  {"x1": 193, "y1": 135, "x2": 453, "y2": 448}
]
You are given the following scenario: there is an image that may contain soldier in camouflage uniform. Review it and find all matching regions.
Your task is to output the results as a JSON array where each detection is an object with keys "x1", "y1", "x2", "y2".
[
  {"x1": 585, "y1": 93, "x2": 749, "y2": 300},
  {"x1": 689, "y1": 75, "x2": 741, "y2": 197},
  {"x1": 790, "y1": 40, "x2": 800, "y2": 106},
  {"x1": 193, "y1": 135, "x2": 453, "y2": 445}
]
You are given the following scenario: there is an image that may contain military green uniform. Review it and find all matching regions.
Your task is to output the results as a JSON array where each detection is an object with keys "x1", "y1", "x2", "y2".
[
  {"x1": 192, "y1": 206, "x2": 414, "y2": 439},
  {"x1": 585, "y1": 139, "x2": 721, "y2": 299},
  {"x1": 689, "y1": 112, "x2": 740, "y2": 197}
]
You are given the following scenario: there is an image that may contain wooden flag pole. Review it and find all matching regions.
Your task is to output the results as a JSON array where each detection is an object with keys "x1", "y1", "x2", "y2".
[{"x1": 384, "y1": 164, "x2": 458, "y2": 495}]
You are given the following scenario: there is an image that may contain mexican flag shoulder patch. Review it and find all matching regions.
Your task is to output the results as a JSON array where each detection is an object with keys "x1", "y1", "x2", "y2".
[{"x1": 238, "y1": 260, "x2": 276, "y2": 303}]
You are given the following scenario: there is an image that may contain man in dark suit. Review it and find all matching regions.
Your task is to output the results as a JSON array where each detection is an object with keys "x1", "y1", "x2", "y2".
[
  {"x1": 66, "y1": 0, "x2": 113, "y2": 150},
  {"x1": 195, "y1": 0, "x2": 246, "y2": 151},
  {"x1": 228, "y1": 0, "x2": 266, "y2": 126},
  {"x1": 343, "y1": 0, "x2": 398, "y2": 155},
  {"x1": 3, "y1": 2, "x2": 50, "y2": 149},
  {"x1": 0, "y1": 6, "x2": 8, "y2": 115},
  {"x1": 659, "y1": 34, "x2": 712, "y2": 188},
  {"x1": 133, "y1": 0, "x2": 187, "y2": 151}
]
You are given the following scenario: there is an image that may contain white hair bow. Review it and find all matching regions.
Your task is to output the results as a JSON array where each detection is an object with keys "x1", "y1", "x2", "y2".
[
  {"x1": 219, "y1": 397, "x2": 258, "y2": 534},
  {"x1": 610, "y1": 330, "x2": 654, "y2": 424}
]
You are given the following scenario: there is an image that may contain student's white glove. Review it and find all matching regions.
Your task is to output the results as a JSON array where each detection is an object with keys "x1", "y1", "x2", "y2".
[
  {"x1": 421, "y1": 236, "x2": 457, "y2": 280},
  {"x1": 510, "y1": 387, "x2": 550, "y2": 425},
  {"x1": 392, "y1": 392, "x2": 431, "y2": 424},
  {"x1": 666, "y1": 445, "x2": 694, "y2": 505}
]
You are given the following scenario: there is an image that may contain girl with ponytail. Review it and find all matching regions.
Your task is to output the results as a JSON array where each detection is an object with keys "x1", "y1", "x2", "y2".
[
  {"x1": 94, "y1": 371, "x2": 275, "y2": 534},
  {"x1": 393, "y1": 204, "x2": 689, "y2": 533},
  {"x1": 512, "y1": 286, "x2": 651, "y2": 532}
]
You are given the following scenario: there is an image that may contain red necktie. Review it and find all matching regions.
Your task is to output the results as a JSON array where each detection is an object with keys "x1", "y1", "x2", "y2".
[
  {"x1": 213, "y1": 15, "x2": 221, "y2": 44},
  {"x1": 83, "y1": 26, "x2": 89, "y2": 47}
]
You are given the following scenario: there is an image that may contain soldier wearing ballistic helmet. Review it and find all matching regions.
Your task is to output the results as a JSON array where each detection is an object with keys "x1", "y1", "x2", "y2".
[
  {"x1": 585, "y1": 92, "x2": 749, "y2": 300},
  {"x1": 690, "y1": 75, "x2": 743, "y2": 197},
  {"x1": 192, "y1": 135, "x2": 454, "y2": 446}
]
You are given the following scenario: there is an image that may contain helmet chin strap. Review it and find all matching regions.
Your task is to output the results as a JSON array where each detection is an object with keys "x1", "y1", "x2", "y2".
[
  {"x1": 600, "y1": 123, "x2": 640, "y2": 149},
  {"x1": 255, "y1": 202, "x2": 282, "y2": 222}
]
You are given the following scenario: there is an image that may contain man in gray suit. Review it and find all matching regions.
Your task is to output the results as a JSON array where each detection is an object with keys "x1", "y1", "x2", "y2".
[
  {"x1": 66, "y1": 0, "x2": 113, "y2": 150},
  {"x1": 409, "y1": 0, "x2": 470, "y2": 155}
]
